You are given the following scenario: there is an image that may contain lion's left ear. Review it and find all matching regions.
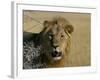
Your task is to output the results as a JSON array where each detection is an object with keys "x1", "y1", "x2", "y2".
[{"x1": 65, "y1": 25, "x2": 74, "y2": 34}]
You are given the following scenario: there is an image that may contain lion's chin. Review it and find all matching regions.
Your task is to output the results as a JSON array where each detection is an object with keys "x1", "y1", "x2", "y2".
[{"x1": 53, "y1": 56, "x2": 62, "y2": 61}]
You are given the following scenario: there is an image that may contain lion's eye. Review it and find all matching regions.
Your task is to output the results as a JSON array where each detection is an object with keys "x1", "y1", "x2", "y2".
[
  {"x1": 48, "y1": 33, "x2": 53, "y2": 40},
  {"x1": 61, "y1": 35, "x2": 64, "y2": 38},
  {"x1": 49, "y1": 35, "x2": 52, "y2": 39}
]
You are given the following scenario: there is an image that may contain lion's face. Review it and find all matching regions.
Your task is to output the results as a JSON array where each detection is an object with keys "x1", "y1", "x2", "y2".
[{"x1": 42, "y1": 17, "x2": 74, "y2": 62}]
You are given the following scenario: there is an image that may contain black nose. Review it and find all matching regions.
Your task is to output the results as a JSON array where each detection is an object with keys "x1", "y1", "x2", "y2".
[{"x1": 53, "y1": 45, "x2": 58, "y2": 49}]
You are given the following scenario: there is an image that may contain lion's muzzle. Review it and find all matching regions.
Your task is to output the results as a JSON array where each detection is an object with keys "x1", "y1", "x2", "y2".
[{"x1": 51, "y1": 46, "x2": 63, "y2": 61}]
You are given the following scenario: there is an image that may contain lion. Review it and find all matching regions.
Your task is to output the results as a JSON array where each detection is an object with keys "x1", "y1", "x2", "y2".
[
  {"x1": 37, "y1": 17, "x2": 74, "y2": 67},
  {"x1": 23, "y1": 17, "x2": 74, "y2": 68}
]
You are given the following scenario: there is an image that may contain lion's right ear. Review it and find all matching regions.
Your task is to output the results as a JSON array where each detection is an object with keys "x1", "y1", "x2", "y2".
[{"x1": 65, "y1": 24, "x2": 74, "y2": 34}]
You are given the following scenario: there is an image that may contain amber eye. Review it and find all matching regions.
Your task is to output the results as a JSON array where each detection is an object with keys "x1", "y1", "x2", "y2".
[{"x1": 61, "y1": 35, "x2": 64, "y2": 38}]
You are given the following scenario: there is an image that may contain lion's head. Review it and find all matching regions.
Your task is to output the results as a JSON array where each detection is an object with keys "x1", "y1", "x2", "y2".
[{"x1": 40, "y1": 17, "x2": 74, "y2": 63}]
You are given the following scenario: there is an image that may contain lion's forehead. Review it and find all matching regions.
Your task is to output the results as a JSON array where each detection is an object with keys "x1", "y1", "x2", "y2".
[
  {"x1": 54, "y1": 17, "x2": 69, "y2": 26},
  {"x1": 51, "y1": 25, "x2": 64, "y2": 34}
]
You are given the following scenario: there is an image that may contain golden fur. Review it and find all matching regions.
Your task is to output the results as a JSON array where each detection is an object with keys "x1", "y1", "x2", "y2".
[{"x1": 42, "y1": 17, "x2": 74, "y2": 67}]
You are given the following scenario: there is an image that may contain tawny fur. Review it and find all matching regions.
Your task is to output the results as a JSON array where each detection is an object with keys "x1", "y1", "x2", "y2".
[{"x1": 41, "y1": 17, "x2": 74, "y2": 67}]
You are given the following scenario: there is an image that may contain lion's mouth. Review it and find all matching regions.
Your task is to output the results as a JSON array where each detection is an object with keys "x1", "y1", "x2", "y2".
[
  {"x1": 52, "y1": 51, "x2": 62, "y2": 57},
  {"x1": 51, "y1": 51, "x2": 62, "y2": 61},
  {"x1": 51, "y1": 47, "x2": 63, "y2": 61}
]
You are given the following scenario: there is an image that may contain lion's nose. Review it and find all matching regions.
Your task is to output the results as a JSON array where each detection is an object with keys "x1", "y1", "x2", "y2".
[
  {"x1": 53, "y1": 45, "x2": 58, "y2": 48},
  {"x1": 56, "y1": 47, "x2": 61, "y2": 52},
  {"x1": 53, "y1": 46, "x2": 61, "y2": 53}
]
